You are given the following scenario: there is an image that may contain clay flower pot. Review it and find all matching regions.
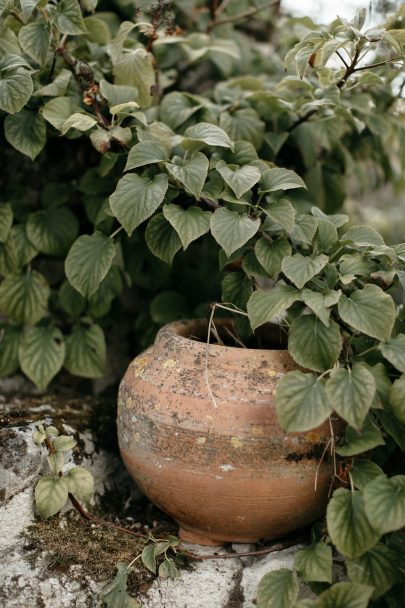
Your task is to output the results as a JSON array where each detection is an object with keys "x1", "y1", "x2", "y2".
[{"x1": 117, "y1": 319, "x2": 335, "y2": 545}]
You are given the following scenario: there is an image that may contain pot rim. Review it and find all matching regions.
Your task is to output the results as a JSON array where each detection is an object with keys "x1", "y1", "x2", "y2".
[{"x1": 154, "y1": 319, "x2": 295, "y2": 368}]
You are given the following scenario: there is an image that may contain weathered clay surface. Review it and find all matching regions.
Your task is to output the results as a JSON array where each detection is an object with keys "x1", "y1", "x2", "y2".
[{"x1": 118, "y1": 319, "x2": 338, "y2": 545}]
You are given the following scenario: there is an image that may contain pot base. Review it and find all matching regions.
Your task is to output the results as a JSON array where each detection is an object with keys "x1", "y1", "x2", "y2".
[{"x1": 179, "y1": 526, "x2": 226, "y2": 546}]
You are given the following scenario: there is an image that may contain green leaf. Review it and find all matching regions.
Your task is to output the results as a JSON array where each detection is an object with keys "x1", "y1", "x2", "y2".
[
  {"x1": 0, "y1": 203, "x2": 13, "y2": 242},
  {"x1": 316, "y1": 582, "x2": 374, "y2": 608},
  {"x1": 390, "y1": 375, "x2": 405, "y2": 424},
  {"x1": 165, "y1": 153, "x2": 209, "y2": 199},
  {"x1": 66, "y1": 466, "x2": 94, "y2": 502},
  {"x1": 11, "y1": 224, "x2": 38, "y2": 266},
  {"x1": 34, "y1": 69, "x2": 72, "y2": 97},
  {"x1": 0, "y1": 66, "x2": 33, "y2": 114},
  {"x1": 275, "y1": 371, "x2": 332, "y2": 432},
  {"x1": 363, "y1": 475, "x2": 405, "y2": 535},
  {"x1": 18, "y1": 22, "x2": 50, "y2": 67},
  {"x1": 292, "y1": 215, "x2": 318, "y2": 245},
  {"x1": 294, "y1": 542, "x2": 332, "y2": 583},
  {"x1": 61, "y1": 112, "x2": 98, "y2": 135},
  {"x1": 210, "y1": 208, "x2": 260, "y2": 257},
  {"x1": 53, "y1": 0, "x2": 88, "y2": 35},
  {"x1": 316, "y1": 218, "x2": 338, "y2": 253},
  {"x1": 288, "y1": 314, "x2": 341, "y2": 373},
  {"x1": 100, "y1": 563, "x2": 140, "y2": 608},
  {"x1": 182, "y1": 122, "x2": 233, "y2": 150},
  {"x1": 281, "y1": 254, "x2": 329, "y2": 289},
  {"x1": 338, "y1": 285, "x2": 395, "y2": 342},
  {"x1": 220, "y1": 108, "x2": 264, "y2": 148},
  {"x1": 20, "y1": 0, "x2": 40, "y2": 21},
  {"x1": 47, "y1": 452, "x2": 64, "y2": 475},
  {"x1": 33, "y1": 428, "x2": 46, "y2": 445},
  {"x1": 242, "y1": 251, "x2": 270, "y2": 280},
  {"x1": 302, "y1": 289, "x2": 341, "y2": 327},
  {"x1": 346, "y1": 543, "x2": 398, "y2": 599},
  {"x1": 160, "y1": 92, "x2": 202, "y2": 129},
  {"x1": 325, "y1": 364, "x2": 376, "y2": 430},
  {"x1": 109, "y1": 173, "x2": 168, "y2": 236},
  {"x1": 349, "y1": 459, "x2": 384, "y2": 491},
  {"x1": 99, "y1": 79, "x2": 138, "y2": 108},
  {"x1": 262, "y1": 200, "x2": 296, "y2": 234},
  {"x1": 256, "y1": 569, "x2": 299, "y2": 608},
  {"x1": 222, "y1": 272, "x2": 253, "y2": 309},
  {"x1": 142, "y1": 544, "x2": 157, "y2": 574},
  {"x1": 0, "y1": 325, "x2": 21, "y2": 377},
  {"x1": 64, "y1": 322, "x2": 106, "y2": 378},
  {"x1": 145, "y1": 213, "x2": 182, "y2": 265},
  {"x1": 41, "y1": 96, "x2": 82, "y2": 130},
  {"x1": 53, "y1": 435, "x2": 76, "y2": 452},
  {"x1": 0, "y1": 237, "x2": 18, "y2": 276},
  {"x1": 215, "y1": 161, "x2": 260, "y2": 199},
  {"x1": 4, "y1": 110, "x2": 46, "y2": 161},
  {"x1": 113, "y1": 48, "x2": 155, "y2": 108},
  {"x1": 255, "y1": 238, "x2": 292, "y2": 279},
  {"x1": 45, "y1": 426, "x2": 59, "y2": 437},
  {"x1": 158, "y1": 559, "x2": 181, "y2": 580},
  {"x1": 19, "y1": 326, "x2": 65, "y2": 390},
  {"x1": 380, "y1": 334, "x2": 405, "y2": 373},
  {"x1": 27, "y1": 207, "x2": 79, "y2": 256},
  {"x1": 247, "y1": 285, "x2": 301, "y2": 331},
  {"x1": 150, "y1": 291, "x2": 189, "y2": 325},
  {"x1": 163, "y1": 204, "x2": 211, "y2": 250},
  {"x1": 0, "y1": 270, "x2": 49, "y2": 324},
  {"x1": 125, "y1": 140, "x2": 167, "y2": 171},
  {"x1": 336, "y1": 416, "x2": 385, "y2": 457},
  {"x1": 343, "y1": 225, "x2": 385, "y2": 248},
  {"x1": 88, "y1": 266, "x2": 123, "y2": 318},
  {"x1": 326, "y1": 488, "x2": 379, "y2": 559},
  {"x1": 35, "y1": 476, "x2": 69, "y2": 518},
  {"x1": 65, "y1": 231, "x2": 116, "y2": 298},
  {"x1": 259, "y1": 168, "x2": 306, "y2": 193}
]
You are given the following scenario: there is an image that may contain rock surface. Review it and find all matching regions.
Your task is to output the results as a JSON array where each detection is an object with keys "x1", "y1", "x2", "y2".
[{"x1": 0, "y1": 392, "x2": 312, "y2": 608}]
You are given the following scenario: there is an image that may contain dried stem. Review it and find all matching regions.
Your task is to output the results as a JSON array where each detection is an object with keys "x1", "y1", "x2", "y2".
[{"x1": 207, "y1": 0, "x2": 279, "y2": 32}]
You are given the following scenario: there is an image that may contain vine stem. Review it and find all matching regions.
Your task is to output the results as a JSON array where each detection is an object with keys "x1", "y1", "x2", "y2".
[
  {"x1": 109, "y1": 226, "x2": 124, "y2": 239},
  {"x1": 207, "y1": 0, "x2": 279, "y2": 32}
]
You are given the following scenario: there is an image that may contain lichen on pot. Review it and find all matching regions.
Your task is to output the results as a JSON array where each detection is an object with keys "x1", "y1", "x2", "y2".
[{"x1": 117, "y1": 319, "x2": 337, "y2": 546}]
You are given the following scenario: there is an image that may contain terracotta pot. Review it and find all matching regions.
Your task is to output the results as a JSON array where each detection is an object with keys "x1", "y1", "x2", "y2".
[{"x1": 117, "y1": 319, "x2": 336, "y2": 545}]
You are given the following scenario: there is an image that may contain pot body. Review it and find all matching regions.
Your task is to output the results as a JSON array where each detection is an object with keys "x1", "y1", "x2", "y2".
[{"x1": 118, "y1": 320, "x2": 335, "y2": 545}]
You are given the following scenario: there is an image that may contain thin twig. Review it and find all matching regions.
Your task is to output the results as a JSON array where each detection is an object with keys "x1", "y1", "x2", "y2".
[
  {"x1": 205, "y1": 304, "x2": 219, "y2": 408},
  {"x1": 336, "y1": 50, "x2": 349, "y2": 69},
  {"x1": 223, "y1": 326, "x2": 247, "y2": 348},
  {"x1": 9, "y1": 9, "x2": 24, "y2": 24},
  {"x1": 314, "y1": 438, "x2": 331, "y2": 492},
  {"x1": 69, "y1": 494, "x2": 149, "y2": 540},
  {"x1": 180, "y1": 535, "x2": 307, "y2": 560},
  {"x1": 208, "y1": 0, "x2": 278, "y2": 30},
  {"x1": 353, "y1": 56, "x2": 403, "y2": 72}
]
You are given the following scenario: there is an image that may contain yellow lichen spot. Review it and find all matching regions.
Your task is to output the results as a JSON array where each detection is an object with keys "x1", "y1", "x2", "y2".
[
  {"x1": 251, "y1": 425, "x2": 263, "y2": 436},
  {"x1": 266, "y1": 369, "x2": 277, "y2": 378},
  {"x1": 163, "y1": 359, "x2": 178, "y2": 368},
  {"x1": 133, "y1": 355, "x2": 149, "y2": 378},
  {"x1": 196, "y1": 436, "x2": 207, "y2": 445},
  {"x1": 306, "y1": 432, "x2": 321, "y2": 443},
  {"x1": 231, "y1": 436, "x2": 243, "y2": 448},
  {"x1": 125, "y1": 397, "x2": 133, "y2": 409},
  {"x1": 133, "y1": 432, "x2": 141, "y2": 443}
]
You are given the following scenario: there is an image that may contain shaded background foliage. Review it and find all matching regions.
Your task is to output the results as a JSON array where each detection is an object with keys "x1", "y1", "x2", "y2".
[{"x1": 0, "y1": 0, "x2": 403, "y2": 392}]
